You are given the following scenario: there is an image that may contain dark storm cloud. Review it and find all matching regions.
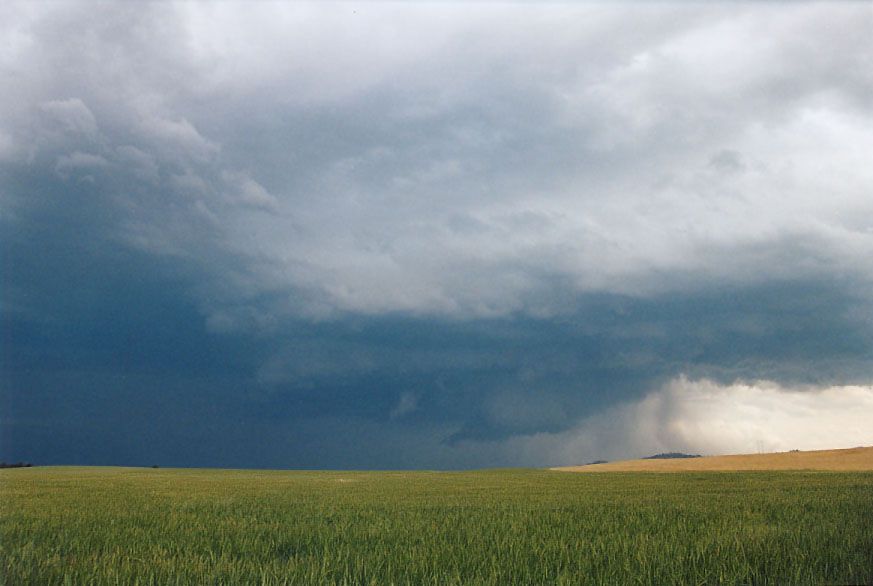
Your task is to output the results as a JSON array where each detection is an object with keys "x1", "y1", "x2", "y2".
[
  {"x1": 2, "y1": 2, "x2": 872, "y2": 467},
  {"x1": 5, "y1": 268, "x2": 870, "y2": 468}
]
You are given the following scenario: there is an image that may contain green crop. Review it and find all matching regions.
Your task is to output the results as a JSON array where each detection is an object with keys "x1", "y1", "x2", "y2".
[{"x1": 2, "y1": 467, "x2": 871, "y2": 585}]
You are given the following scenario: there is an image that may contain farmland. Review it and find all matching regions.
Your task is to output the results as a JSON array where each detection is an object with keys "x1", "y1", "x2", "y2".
[
  {"x1": 554, "y1": 446, "x2": 873, "y2": 473},
  {"x1": 2, "y1": 467, "x2": 872, "y2": 585}
]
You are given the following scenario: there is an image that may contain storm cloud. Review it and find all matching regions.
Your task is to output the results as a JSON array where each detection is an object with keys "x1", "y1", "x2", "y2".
[{"x1": 2, "y1": 2, "x2": 872, "y2": 468}]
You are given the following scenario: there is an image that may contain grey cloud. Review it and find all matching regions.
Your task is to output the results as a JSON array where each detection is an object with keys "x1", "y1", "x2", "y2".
[
  {"x1": 54, "y1": 151, "x2": 109, "y2": 176},
  {"x1": 137, "y1": 116, "x2": 219, "y2": 162},
  {"x1": 40, "y1": 99, "x2": 99, "y2": 137},
  {"x1": 709, "y1": 149, "x2": 745, "y2": 173},
  {"x1": 3, "y1": 1, "x2": 873, "y2": 468},
  {"x1": 5, "y1": 3, "x2": 871, "y2": 322},
  {"x1": 116, "y1": 145, "x2": 159, "y2": 182}
]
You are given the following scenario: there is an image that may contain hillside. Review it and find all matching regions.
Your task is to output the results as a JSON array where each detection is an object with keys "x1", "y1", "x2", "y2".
[{"x1": 552, "y1": 446, "x2": 873, "y2": 472}]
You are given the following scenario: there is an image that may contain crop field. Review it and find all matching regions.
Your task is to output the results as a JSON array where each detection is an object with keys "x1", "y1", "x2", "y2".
[
  {"x1": 2, "y1": 467, "x2": 872, "y2": 585},
  {"x1": 554, "y1": 446, "x2": 873, "y2": 473}
]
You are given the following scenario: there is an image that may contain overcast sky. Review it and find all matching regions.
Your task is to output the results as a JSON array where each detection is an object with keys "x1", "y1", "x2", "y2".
[{"x1": 2, "y1": 1, "x2": 872, "y2": 469}]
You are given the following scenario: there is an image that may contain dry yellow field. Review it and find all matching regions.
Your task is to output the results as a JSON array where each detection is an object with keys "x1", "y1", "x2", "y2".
[{"x1": 552, "y1": 446, "x2": 873, "y2": 472}]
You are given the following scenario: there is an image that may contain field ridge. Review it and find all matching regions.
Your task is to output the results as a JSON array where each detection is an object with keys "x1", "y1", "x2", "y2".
[{"x1": 552, "y1": 445, "x2": 873, "y2": 472}]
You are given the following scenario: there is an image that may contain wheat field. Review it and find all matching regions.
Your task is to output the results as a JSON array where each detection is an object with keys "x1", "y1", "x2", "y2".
[
  {"x1": 2, "y1": 466, "x2": 873, "y2": 585},
  {"x1": 552, "y1": 446, "x2": 873, "y2": 473}
]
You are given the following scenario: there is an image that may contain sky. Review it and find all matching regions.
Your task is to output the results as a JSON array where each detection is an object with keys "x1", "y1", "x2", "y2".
[{"x1": 2, "y1": 1, "x2": 872, "y2": 469}]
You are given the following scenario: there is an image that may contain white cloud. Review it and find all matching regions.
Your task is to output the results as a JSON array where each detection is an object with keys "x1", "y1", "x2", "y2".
[{"x1": 501, "y1": 376, "x2": 873, "y2": 466}]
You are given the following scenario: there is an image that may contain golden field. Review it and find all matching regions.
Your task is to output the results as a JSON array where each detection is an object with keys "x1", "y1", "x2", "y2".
[{"x1": 552, "y1": 446, "x2": 873, "y2": 472}]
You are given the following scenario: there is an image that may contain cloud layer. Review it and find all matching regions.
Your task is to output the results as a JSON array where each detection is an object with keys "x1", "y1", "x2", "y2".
[
  {"x1": 2, "y1": 2, "x2": 872, "y2": 468},
  {"x1": 3, "y1": 2, "x2": 872, "y2": 322}
]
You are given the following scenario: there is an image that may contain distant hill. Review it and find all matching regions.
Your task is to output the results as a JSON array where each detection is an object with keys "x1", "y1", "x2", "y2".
[
  {"x1": 551, "y1": 446, "x2": 873, "y2": 472},
  {"x1": 642, "y1": 452, "x2": 701, "y2": 460}
]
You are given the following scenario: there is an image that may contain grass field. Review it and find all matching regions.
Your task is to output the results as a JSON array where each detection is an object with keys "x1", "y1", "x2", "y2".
[{"x1": 2, "y1": 467, "x2": 872, "y2": 585}]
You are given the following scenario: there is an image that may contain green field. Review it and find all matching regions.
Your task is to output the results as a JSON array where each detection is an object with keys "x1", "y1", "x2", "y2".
[{"x1": 2, "y1": 467, "x2": 872, "y2": 585}]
